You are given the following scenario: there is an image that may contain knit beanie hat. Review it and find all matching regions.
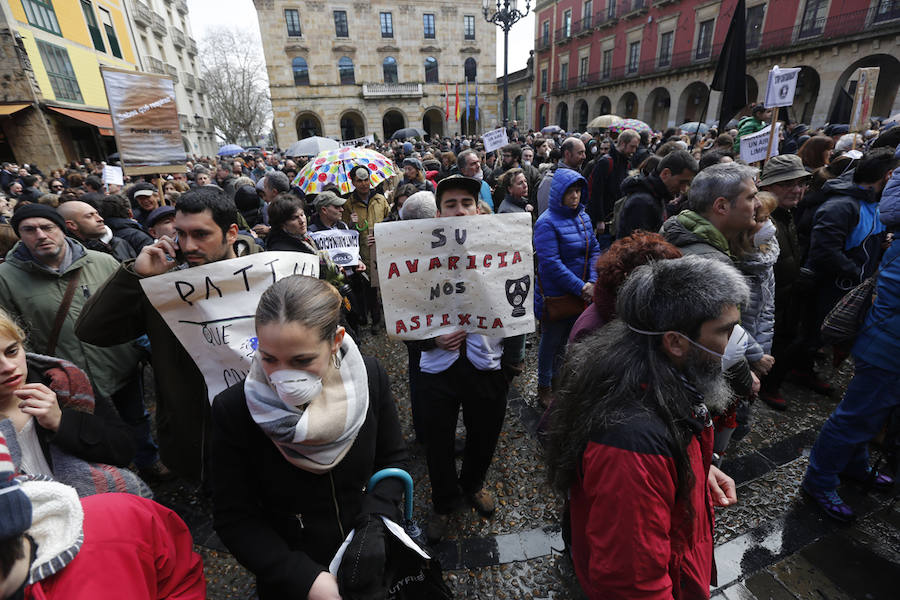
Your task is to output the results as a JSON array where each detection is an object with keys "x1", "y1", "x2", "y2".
[
  {"x1": 0, "y1": 432, "x2": 32, "y2": 541},
  {"x1": 9, "y1": 203, "x2": 66, "y2": 237}
]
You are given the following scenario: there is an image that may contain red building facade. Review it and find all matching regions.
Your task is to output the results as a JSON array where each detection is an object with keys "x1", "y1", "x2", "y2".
[{"x1": 533, "y1": 0, "x2": 900, "y2": 132}]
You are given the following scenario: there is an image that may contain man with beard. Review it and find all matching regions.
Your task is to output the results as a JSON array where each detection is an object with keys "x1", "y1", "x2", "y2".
[
  {"x1": 545, "y1": 256, "x2": 743, "y2": 599},
  {"x1": 74, "y1": 187, "x2": 241, "y2": 481}
]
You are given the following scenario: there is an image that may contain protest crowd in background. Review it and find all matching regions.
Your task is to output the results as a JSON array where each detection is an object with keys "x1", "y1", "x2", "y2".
[{"x1": 1, "y1": 103, "x2": 900, "y2": 600}]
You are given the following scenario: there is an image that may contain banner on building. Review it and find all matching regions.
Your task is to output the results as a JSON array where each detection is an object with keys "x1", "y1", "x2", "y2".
[
  {"x1": 339, "y1": 134, "x2": 375, "y2": 147},
  {"x1": 740, "y1": 123, "x2": 781, "y2": 163},
  {"x1": 482, "y1": 128, "x2": 509, "y2": 153},
  {"x1": 100, "y1": 66, "x2": 186, "y2": 175},
  {"x1": 764, "y1": 65, "x2": 801, "y2": 108},
  {"x1": 140, "y1": 252, "x2": 320, "y2": 403},
  {"x1": 374, "y1": 213, "x2": 535, "y2": 340},
  {"x1": 849, "y1": 67, "x2": 880, "y2": 132},
  {"x1": 309, "y1": 229, "x2": 360, "y2": 267}
]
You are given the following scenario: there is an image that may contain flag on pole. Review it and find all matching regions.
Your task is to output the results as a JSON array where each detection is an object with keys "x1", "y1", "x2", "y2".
[
  {"x1": 465, "y1": 78, "x2": 470, "y2": 122},
  {"x1": 455, "y1": 84, "x2": 460, "y2": 121},
  {"x1": 711, "y1": 0, "x2": 747, "y2": 133},
  {"x1": 475, "y1": 80, "x2": 480, "y2": 121},
  {"x1": 445, "y1": 84, "x2": 449, "y2": 121}
]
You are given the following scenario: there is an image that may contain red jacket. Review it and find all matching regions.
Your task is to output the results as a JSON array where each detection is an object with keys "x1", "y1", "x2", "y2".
[
  {"x1": 26, "y1": 493, "x2": 205, "y2": 600},
  {"x1": 570, "y1": 407, "x2": 716, "y2": 599}
]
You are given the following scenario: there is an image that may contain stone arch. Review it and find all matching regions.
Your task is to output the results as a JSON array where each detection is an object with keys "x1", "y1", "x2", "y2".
[
  {"x1": 423, "y1": 107, "x2": 444, "y2": 137},
  {"x1": 593, "y1": 96, "x2": 612, "y2": 116},
  {"x1": 382, "y1": 108, "x2": 407, "y2": 139},
  {"x1": 575, "y1": 99, "x2": 589, "y2": 131},
  {"x1": 677, "y1": 82, "x2": 709, "y2": 123},
  {"x1": 339, "y1": 109, "x2": 366, "y2": 140},
  {"x1": 556, "y1": 101, "x2": 568, "y2": 130},
  {"x1": 746, "y1": 74, "x2": 759, "y2": 104},
  {"x1": 791, "y1": 66, "x2": 820, "y2": 125},
  {"x1": 644, "y1": 87, "x2": 671, "y2": 131},
  {"x1": 830, "y1": 54, "x2": 900, "y2": 122},
  {"x1": 617, "y1": 92, "x2": 638, "y2": 118},
  {"x1": 296, "y1": 111, "x2": 323, "y2": 139}
]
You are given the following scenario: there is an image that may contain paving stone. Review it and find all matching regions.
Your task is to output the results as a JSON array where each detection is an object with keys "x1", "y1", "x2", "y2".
[
  {"x1": 767, "y1": 553, "x2": 854, "y2": 600},
  {"x1": 743, "y1": 570, "x2": 796, "y2": 600}
]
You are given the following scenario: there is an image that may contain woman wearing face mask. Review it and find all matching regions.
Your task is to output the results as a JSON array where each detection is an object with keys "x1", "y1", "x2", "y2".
[{"x1": 211, "y1": 276, "x2": 408, "y2": 600}]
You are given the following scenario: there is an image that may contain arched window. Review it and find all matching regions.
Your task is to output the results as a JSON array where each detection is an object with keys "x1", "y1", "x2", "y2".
[
  {"x1": 424, "y1": 57, "x2": 439, "y2": 83},
  {"x1": 338, "y1": 56, "x2": 355, "y2": 85},
  {"x1": 514, "y1": 95, "x2": 524, "y2": 121},
  {"x1": 292, "y1": 57, "x2": 309, "y2": 86},
  {"x1": 383, "y1": 57, "x2": 398, "y2": 84},
  {"x1": 464, "y1": 57, "x2": 476, "y2": 82}
]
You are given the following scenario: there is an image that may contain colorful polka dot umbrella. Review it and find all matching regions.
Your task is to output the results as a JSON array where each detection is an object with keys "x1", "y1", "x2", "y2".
[
  {"x1": 291, "y1": 147, "x2": 398, "y2": 195},
  {"x1": 608, "y1": 118, "x2": 653, "y2": 134}
]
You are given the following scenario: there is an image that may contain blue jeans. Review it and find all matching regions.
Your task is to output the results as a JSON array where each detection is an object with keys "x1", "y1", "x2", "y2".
[
  {"x1": 538, "y1": 316, "x2": 577, "y2": 388},
  {"x1": 804, "y1": 358, "x2": 900, "y2": 491}
]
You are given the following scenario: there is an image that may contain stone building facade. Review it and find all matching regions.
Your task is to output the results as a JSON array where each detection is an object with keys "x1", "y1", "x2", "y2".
[
  {"x1": 498, "y1": 51, "x2": 535, "y2": 131},
  {"x1": 253, "y1": 0, "x2": 499, "y2": 146},
  {"x1": 534, "y1": 0, "x2": 900, "y2": 132}
]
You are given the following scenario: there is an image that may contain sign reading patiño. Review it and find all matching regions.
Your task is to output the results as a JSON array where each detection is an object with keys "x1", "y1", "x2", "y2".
[
  {"x1": 375, "y1": 213, "x2": 535, "y2": 340},
  {"x1": 140, "y1": 252, "x2": 320, "y2": 402}
]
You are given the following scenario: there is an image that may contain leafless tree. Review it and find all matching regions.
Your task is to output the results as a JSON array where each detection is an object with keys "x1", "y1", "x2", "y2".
[{"x1": 198, "y1": 27, "x2": 271, "y2": 145}]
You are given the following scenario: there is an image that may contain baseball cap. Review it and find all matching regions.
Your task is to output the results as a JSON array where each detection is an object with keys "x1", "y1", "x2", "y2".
[
  {"x1": 146, "y1": 205, "x2": 175, "y2": 228},
  {"x1": 435, "y1": 175, "x2": 481, "y2": 202},
  {"x1": 313, "y1": 190, "x2": 347, "y2": 211}
]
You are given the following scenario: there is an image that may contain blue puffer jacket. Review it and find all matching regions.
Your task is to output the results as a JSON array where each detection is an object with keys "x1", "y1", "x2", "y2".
[
  {"x1": 881, "y1": 154, "x2": 900, "y2": 228},
  {"x1": 534, "y1": 168, "x2": 601, "y2": 317}
]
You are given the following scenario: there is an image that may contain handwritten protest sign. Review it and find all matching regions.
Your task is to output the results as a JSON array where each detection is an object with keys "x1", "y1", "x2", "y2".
[
  {"x1": 740, "y1": 123, "x2": 781, "y2": 163},
  {"x1": 102, "y1": 165, "x2": 123, "y2": 186},
  {"x1": 764, "y1": 66, "x2": 800, "y2": 108},
  {"x1": 482, "y1": 128, "x2": 510, "y2": 153},
  {"x1": 140, "y1": 252, "x2": 319, "y2": 403},
  {"x1": 374, "y1": 213, "x2": 535, "y2": 340},
  {"x1": 310, "y1": 229, "x2": 360, "y2": 267},
  {"x1": 850, "y1": 67, "x2": 880, "y2": 132}
]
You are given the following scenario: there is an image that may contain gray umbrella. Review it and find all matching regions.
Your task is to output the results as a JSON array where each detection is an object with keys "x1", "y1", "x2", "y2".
[{"x1": 286, "y1": 136, "x2": 340, "y2": 157}]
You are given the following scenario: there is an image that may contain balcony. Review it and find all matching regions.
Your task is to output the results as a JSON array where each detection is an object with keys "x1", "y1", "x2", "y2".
[
  {"x1": 554, "y1": 24, "x2": 571, "y2": 45},
  {"x1": 178, "y1": 113, "x2": 191, "y2": 130},
  {"x1": 596, "y1": 11, "x2": 617, "y2": 29},
  {"x1": 165, "y1": 63, "x2": 179, "y2": 83},
  {"x1": 207, "y1": 117, "x2": 216, "y2": 132},
  {"x1": 361, "y1": 82, "x2": 422, "y2": 98},
  {"x1": 175, "y1": 0, "x2": 188, "y2": 15},
  {"x1": 575, "y1": 15, "x2": 593, "y2": 37},
  {"x1": 146, "y1": 56, "x2": 165, "y2": 74},
  {"x1": 172, "y1": 28, "x2": 186, "y2": 48},
  {"x1": 151, "y1": 16, "x2": 167, "y2": 38},
  {"x1": 198, "y1": 77, "x2": 208, "y2": 94},
  {"x1": 194, "y1": 114, "x2": 203, "y2": 128},
  {"x1": 536, "y1": 35, "x2": 552, "y2": 52},
  {"x1": 134, "y1": 1, "x2": 152, "y2": 27},
  {"x1": 182, "y1": 72, "x2": 196, "y2": 90},
  {"x1": 187, "y1": 37, "x2": 198, "y2": 55},
  {"x1": 622, "y1": 0, "x2": 649, "y2": 20}
]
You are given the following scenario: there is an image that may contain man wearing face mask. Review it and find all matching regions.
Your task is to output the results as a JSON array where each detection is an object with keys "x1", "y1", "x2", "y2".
[
  {"x1": 545, "y1": 256, "x2": 741, "y2": 599},
  {"x1": 456, "y1": 149, "x2": 494, "y2": 211}
]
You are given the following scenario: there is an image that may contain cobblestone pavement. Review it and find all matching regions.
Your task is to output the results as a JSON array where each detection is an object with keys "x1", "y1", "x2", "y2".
[{"x1": 146, "y1": 329, "x2": 899, "y2": 599}]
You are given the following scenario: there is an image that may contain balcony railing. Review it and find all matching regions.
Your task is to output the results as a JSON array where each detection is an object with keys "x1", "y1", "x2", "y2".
[
  {"x1": 134, "y1": 1, "x2": 152, "y2": 27},
  {"x1": 165, "y1": 63, "x2": 178, "y2": 83},
  {"x1": 622, "y1": 0, "x2": 648, "y2": 19},
  {"x1": 550, "y1": 7, "x2": 899, "y2": 95},
  {"x1": 175, "y1": 0, "x2": 188, "y2": 15},
  {"x1": 178, "y1": 113, "x2": 191, "y2": 130},
  {"x1": 187, "y1": 37, "x2": 198, "y2": 55},
  {"x1": 536, "y1": 35, "x2": 552, "y2": 51},
  {"x1": 146, "y1": 56, "x2": 165, "y2": 74},
  {"x1": 172, "y1": 28, "x2": 186, "y2": 48},
  {"x1": 198, "y1": 78, "x2": 208, "y2": 94},
  {"x1": 182, "y1": 72, "x2": 196, "y2": 90},
  {"x1": 361, "y1": 83, "x2": 423, "y2": 98},
  {"x1": 151, "y1": 17, "x2": 167, "y2": 38}
]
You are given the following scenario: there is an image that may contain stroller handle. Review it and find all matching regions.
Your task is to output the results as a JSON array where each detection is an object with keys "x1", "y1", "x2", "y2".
[{"x1": 368, "y1": 468, "x2": 414, "y2": 521}]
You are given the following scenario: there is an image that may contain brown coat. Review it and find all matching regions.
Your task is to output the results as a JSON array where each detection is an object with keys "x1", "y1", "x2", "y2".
[{"x1": 341, "y1": 190, "x2": 390, "y2": 272}]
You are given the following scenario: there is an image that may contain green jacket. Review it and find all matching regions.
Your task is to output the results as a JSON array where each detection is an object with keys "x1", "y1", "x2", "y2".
[
  {"x1": 0, "y1": 240, "x2": 143, "y2": 400},
  {"x1": 733, "y1": 116, "x2": 765, "y2": 153},
  {"x1": 660, "y1": 210, "x2": 733, "y2": 262},
  {"x1": 75, "y1": 260, "x2": 210, "y2": 480}
]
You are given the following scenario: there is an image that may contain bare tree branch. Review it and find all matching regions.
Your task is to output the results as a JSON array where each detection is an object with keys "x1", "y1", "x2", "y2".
[{"x1": 198, "y1": 27, "x2": 272, "y2": 146}]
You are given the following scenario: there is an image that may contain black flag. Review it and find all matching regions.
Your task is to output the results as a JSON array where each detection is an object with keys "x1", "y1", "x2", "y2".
[
  {"x1": 711, "y1": 0, "x2": 747, "y2": 132},
  {"x1": 828, "y1": 86, "x2": 853, "y2": 125}
]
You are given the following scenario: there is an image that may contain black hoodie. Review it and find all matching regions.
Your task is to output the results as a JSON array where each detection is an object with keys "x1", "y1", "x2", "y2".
[{"x1": 615, "y1": 174, "x2": 672, "y2": 239}]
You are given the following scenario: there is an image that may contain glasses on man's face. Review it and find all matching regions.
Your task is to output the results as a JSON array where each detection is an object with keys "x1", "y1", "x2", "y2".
[
  {"x1": 20, "y1": 224, "x2": 58, "y2": 234},
  {"x1": 51, "y1": 184, "x2": 64, "y2": 190}
]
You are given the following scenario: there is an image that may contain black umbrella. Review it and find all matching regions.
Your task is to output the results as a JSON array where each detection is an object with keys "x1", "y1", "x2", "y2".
[{"x1": 390, "y1": 127, "x2": 427, "y2": 140}]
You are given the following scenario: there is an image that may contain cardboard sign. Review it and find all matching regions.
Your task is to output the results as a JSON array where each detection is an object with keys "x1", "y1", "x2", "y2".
[
  {"x1": 850, "y1": 67, "x2": 880, "y2": 132},
  {"x1": 309, "y1": 229, "x2": 360, "y2": 267},
  {"x1": 740, "y1": 123, "x2": 781, "y2": 163},
  {"x1": 140, "y1": 252, "x2": 320, "y2": 403},
  {"x1": 374, "y1": 213, "x2": 535, "y2": 340},
  {"x1": 482, "y1": 128, "x2": 509, "y2": 153},
  {"x1": 102, "y1": 165, "x2": 123, "y2": 186},
  {"x1": 100, "y1": 66, "x2": 187, "y2": 174},
  {"x1": 764, "y1": 66, "x2": 801, "y2": 108}
]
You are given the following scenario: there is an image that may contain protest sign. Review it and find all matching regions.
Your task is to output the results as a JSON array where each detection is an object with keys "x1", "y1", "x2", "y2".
[
  {"x1": 310, "y1": 229, "x2": 360, "y2": 267},
  {"x1": 374, "y1": 213, "x2": 535, "y2": 340},
  {"x1": 850, "y1": 67, "x2": 880, "y2": 132},
  {"x1": 482, "y1": 128, "x2": 509, "y2": 153},
  {"x1": 340, "y1": 134, "x2": 375, "y2": 147},
  {"x1": 740, "y1": 123, "x2": 781, "y2": 163},
  {"x1": 764, "y1": 66, "x2": 801, "y2": 108},
  {"x1": 140, "y1": 252, "x2": 320, "y2": 403},
  {"x1": 102, "y1": 165, "x2": 123, "y2": 186},
  {"x1": 100, "y1": 66, "x2": 186, "y2": 175}
]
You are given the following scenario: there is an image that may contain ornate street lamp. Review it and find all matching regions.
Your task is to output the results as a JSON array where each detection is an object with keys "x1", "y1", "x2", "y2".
[{"x1": 483, "y1": 0, "x2": 531, "y2": 130}]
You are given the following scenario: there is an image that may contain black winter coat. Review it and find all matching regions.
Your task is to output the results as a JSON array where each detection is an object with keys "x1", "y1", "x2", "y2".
[
  {"x1": 588, "y1": 144, "x2": 630, "y2": 225},
  {"x1": 615, "y1": 174, "x2": 672, "y2": 239},
  {"x1": 211, "y1": 356, "x2": 408, "y2": 600},
  {"x1": 104, "y1": 217, "x2": 154, "y2": 254}
]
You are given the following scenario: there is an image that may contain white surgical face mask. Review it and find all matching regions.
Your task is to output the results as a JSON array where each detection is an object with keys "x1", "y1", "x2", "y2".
[
  {"x1": 627, "y1": 324, "x2": 746, "y2": 372},
  {"x1": 268, "y1": 369, "x2": 323, "y2": 409},
  {"x1": 753, "y1": 219, "x2": 777, "y2": 247}
]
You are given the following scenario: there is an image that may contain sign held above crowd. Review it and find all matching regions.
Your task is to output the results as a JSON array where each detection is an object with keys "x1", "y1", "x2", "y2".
[
  {"x1": 764, "y1": 65, "x2": 800, "y2": 108},
  {"x1": 375, "y1": 213, "x2": 535, "y2": 340},
  {"x1": 740, "y1": 122, "x2": 782, "y2": 164},
  {"x1": 481, "y1": 128, "x2": 509, "y2": 153},
  {"x1": 849, "y1": 67, "x2": 880, "y2": 133}
]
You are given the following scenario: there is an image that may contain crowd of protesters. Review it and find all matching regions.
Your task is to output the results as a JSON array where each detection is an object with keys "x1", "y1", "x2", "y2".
[{"x1": 0, "y1": 104, "x2": 899, "y2": 599}]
